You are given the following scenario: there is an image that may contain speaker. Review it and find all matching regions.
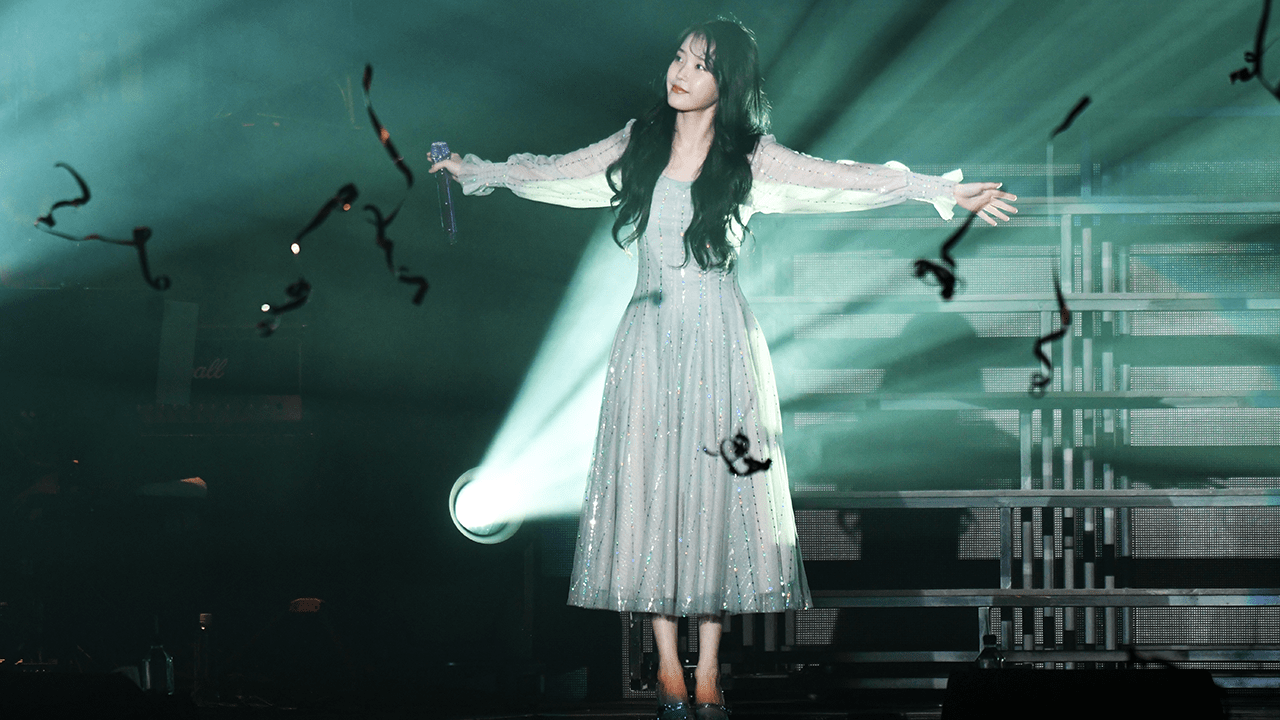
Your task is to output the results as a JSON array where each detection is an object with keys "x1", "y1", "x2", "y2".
[
  {"x1": 942, "y1": 668, "x2": 1225, "y2": 720},
  {"x1": 0, "y1": 671, "x2": 168, "y2": 719}
]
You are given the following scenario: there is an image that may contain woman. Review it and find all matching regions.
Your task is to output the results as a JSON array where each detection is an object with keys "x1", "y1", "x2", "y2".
[{"x1": 431, "y1": 19, "x2": 1015, "y2": 720}]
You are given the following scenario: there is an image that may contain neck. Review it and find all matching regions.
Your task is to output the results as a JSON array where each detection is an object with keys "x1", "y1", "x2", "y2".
[{"x1": 672, "y1": 106, "x2": 716, "y2": 158}]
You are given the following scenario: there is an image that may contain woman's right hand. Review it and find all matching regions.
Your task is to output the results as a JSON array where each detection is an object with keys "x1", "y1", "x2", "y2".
[{"x1": 429, "y1": 152, "x2": 463, "y2": 176}]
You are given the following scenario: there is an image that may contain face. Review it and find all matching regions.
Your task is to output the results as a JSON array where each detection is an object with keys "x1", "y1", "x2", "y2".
[{"x1": 666, "y1": 34, "x2": 718, "y2": 113}]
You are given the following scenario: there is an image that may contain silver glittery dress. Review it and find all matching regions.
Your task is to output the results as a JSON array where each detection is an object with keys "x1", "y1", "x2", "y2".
[{"x1": 458, "y1": 121, "x2": 959, "y2": 616}]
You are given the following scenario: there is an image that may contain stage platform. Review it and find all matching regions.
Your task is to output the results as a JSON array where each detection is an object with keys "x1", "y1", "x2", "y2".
[{"x1": 189, "y1": 690, "x2": 1280, "y2": 720}]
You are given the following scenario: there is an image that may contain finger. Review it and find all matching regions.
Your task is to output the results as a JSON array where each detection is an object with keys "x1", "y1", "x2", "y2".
[
  {"x1": 972, "y1": 192, "x2": 1000, "y2": 208},
  {"x1": 990, "y1": 200, "x2": 1017, "y2": 214},
  {"x1": 986, "y1": 207, "x2": 1011, "y2": 222},
  {"x1": 967, "y1": 182, "x2": 1001, "y2": 192},
  {"x1": 977, "y1": 209, "x2": 997, "y2": 226}
]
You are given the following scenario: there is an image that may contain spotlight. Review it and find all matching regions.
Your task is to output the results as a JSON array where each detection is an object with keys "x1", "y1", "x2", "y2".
[{"x1": 449, "y1": 467, "x2": 521, "y2": 544}]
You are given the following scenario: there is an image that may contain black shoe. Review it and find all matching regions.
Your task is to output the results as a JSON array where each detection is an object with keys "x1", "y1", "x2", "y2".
[{"x1": 693, "y1": 702, "x2": 730, "y2": 720}]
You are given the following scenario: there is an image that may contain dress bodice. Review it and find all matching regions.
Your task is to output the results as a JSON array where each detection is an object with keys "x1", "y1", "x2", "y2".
[{"x1": 634, "y1": 176, "x2": 737, "y2": 300}]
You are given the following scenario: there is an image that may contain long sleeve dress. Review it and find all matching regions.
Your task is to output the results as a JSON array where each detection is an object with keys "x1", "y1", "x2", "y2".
[{"x1": 456, "y1": 121, "x2": 960, "y2": 617}]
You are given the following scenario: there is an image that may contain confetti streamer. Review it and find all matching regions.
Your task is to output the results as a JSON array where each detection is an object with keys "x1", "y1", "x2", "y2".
[
  {"x1": 36, "y1": 225, "x2": 170, "y2": 290},
  {"x1": 912, "y1": 259, "x2": 957, "y2": 300},
  {"x1": 93, "y1": 227, "x2": 170, "y2": 291},
  {"x1": 703, "y1": 431, "x2": 772, "y2": 477},
  {"x1": 1049, "y1": 96, "x2": 1092, "y2": 139},
  {"x1": 258, "y1": 277, "x2": 312, "y2": 337},
  {"x1": 34, "y1": 162, "x2": 91, "y2": 228},
  {"x1": 294, "y1": 183, "x2": 359, "y2": 253},
  {"x1": 1029, "y1": 271, "x2": 1072, "y2": 397},
  {"x1": 365, "y1": 203, "x2": 429, "y2": 305},
  {"x1": 362, "y1": 64, "x2": 414, "y2": 189},
  {"x1": 937, "y1": 212, "x2": 974, "y2": 269},
  {"x1": 1231, "y1": 0, "x2": 1280, "y2": 100},
  {"x1": 272, "y1": 66, "x2": 425, "y2": 322},
  {"x1": 912, "y1": 212, "x2": 975, "y2": 301},
  {"x1": 34, "y1": 165, "x2": 169, "y2": 290},
  {"x1": 362, "y1": 65, "x2": 430, "y2": 300},
  {"x1": 397, "y1": 269, "x2": 430, "y2": 305}
]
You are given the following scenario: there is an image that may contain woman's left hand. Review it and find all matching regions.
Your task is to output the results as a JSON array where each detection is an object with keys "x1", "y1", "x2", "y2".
[{"x1": 954, "y1": 182, "x2": 1017, "y2": 226}]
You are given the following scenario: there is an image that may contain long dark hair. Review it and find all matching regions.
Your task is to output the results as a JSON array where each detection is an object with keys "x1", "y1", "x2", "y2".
[{"x1": 607, "y1": 19, "x2": 770, "y2": 271}]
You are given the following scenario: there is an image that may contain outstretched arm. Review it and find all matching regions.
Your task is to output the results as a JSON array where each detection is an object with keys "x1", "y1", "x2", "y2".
[
  {"x1": 428, "y1": 121, "x2": 634, "y2": 209},
  {"x1": 747, "y1": 136, "x2": 1015, "y2": 224}
]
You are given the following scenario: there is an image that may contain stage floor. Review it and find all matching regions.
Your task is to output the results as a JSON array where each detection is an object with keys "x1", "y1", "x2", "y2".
[
  {"x1": 189, "y1": 692, "x2": 1280, "y2": 720},
  {"x1": 203, "y1": 700, "x2": 945, "y2": 720}
]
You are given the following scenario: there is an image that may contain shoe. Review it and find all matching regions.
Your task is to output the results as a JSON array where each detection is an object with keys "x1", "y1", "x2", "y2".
[
  {"x1": 693, "y1": 702, "x2": 730, "y2": 720},
  {"x1": 656, "y1": 701, "x2": 692, "y2": 720}
]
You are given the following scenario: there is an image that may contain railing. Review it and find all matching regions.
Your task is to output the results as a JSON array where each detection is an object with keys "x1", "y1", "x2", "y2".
[{"x1": 712, "y1": 194, "x2": 1280, "y2": 691}]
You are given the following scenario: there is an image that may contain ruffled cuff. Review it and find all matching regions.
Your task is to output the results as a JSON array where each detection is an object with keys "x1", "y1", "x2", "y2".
[
  {"x1": 884, "y1": 161, "x2": 962, "y2": 220},
  {"x1": 927, "y1": 168, "x2": 964, "y2": 220},
  {"x1": 455, "y1": 154, "x2": 504, "y2": 197}
]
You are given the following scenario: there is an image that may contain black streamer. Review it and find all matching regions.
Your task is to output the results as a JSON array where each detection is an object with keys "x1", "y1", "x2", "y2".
[
  {"x1": 34, "y1": 165, "x2": 169, "y2": 290},
  {"x1": 702, "y1": 431, "x2": 773, "y2": 477},
  {"x1": 397, "y1": 269, "x2": 430, "y2": 305},
  {"x1": 295, "y1": 183, "x2": 359, "y2": 248},
  {"x1": 92, "y1": 227, "x2": 170, "y2": 291},
  {"x1": 359, "y1": 64, "x2": 428, "y2": 304},
  {"x1": 1050, "y1": 96, "x2": 1092, "y2": 139},
  {"x1": 1029, "y1": 272, "x2": 1073, "y2": 397},
  {"x1": 913, "y1": 212, "x2": 975, "y2": 300},
  {"x1": 912, "y1": 259, "x2": 957, "y2": 299},
  {"x1": 34, "y1": 162, "x2": 91, "y2": 228},
  {"x1": 258, "y1": 277, "x2": 312, "y2": 337},
  {"x1": 365, "y1": 204, "x2": 429, "y2": 305},
  {"x1": 365, "y1": 203, "x2": 401, "y2": 269},
  {"x1": 270, "y1": 65, "x2": 425, "y2": 323},
  {"x1": 1231, "y1": 0, "x2": 1280, "y2": 100},
  {"x1": 362, "y1": 64, "x2": 414, "y2": 189}
]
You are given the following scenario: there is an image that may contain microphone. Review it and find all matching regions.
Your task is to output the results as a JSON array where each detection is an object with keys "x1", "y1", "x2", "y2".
[{"x1": 430, "y1": 141, "x2": 458, "y2": 243}]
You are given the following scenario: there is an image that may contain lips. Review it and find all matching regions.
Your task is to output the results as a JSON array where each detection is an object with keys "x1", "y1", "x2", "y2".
[{"x1": 671, "y1": 84, "x2": 687, "y2": 94}]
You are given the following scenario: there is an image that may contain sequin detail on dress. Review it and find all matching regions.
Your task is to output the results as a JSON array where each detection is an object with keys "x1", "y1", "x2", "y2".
[
  {"x1": 455, "y1": 122, "x2": 961, "y2": 616},
  {"x1": 566, "y1": 175, "x2": 808, "y2": 615}
]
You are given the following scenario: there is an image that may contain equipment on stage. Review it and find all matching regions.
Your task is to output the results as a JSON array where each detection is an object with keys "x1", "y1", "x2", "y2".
[{"x1": 141, "y1": 616, "x2": 174, "y2": 696}]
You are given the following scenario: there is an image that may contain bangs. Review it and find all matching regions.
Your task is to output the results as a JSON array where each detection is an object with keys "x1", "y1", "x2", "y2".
[{"x1": 683, "y1": 31, "x2": 716, "y2": 71}]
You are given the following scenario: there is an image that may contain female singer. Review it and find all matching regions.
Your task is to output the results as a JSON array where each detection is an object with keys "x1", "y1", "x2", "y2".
[{"x1": 431, "y1": 18, "x2": 1015, "y2": 720}]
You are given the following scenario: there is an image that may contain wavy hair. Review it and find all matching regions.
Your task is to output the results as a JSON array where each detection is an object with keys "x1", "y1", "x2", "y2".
[{"x1": 607, "y1": 19, "x2": 770, "y2": 271}]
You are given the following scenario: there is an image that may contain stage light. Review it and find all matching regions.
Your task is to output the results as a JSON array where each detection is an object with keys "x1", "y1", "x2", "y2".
[
  {"x1": 446, "y1": 219, "x2": 634, "y2": 542},
  {"x1": 450, "y1": 467, "x2": 522, "y2": 544}
]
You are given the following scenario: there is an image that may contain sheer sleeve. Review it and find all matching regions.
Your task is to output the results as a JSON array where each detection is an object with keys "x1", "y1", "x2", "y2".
[
  {"x1": 747, "y1": 135, "x2": 963, "y2": 220},
  {"x1": 453, "y1": 120, "x2": 634, "y2": 209}
]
